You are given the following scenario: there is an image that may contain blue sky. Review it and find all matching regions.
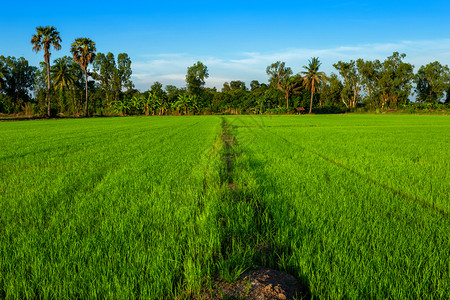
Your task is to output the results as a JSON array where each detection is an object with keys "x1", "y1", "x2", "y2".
[{"x1": 1, "y1": 0, "x2": 449, "y2": 91}]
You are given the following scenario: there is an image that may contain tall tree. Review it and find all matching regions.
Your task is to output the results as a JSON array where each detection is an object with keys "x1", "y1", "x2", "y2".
[
  {"x1": 0, "y1": 56, "x2": 36, "y2": 112},
  {"x1": 114, "y1": 53, "x2": 133, "y2": 100},
  {"x1": 279, "y1": 75, "x2": 302, "y2": 110},
  {"x1": 92, "y1": 52, "x2": 116, "y2": 104},
  {"x1": 150, "y1": 81, "x2": 168, "y2": 115},
  {"x1": 186, "y1": 61, "x2": 208, "y2": 96},
  {"x1": 70, "y1": 38, "x2": 96, "y2": 117},
  {"x1": 320, "y1": 73, "x2": 344, "y2": 107},
  {"x1": 266, "y1": 61, "x2": 292, "y2": 88},
  {"x1": 250, "y1": 80, "x2": 261, "y2": 91},
  {"x1": 301, "y1": 57, "x2": 327, "y2": 113},
  {"x1": 266, "y1": 61, "x2": 294, "y2": 109},
  {"x1": 165, "y1": 84, "x2": 181, "y2": 107},
  {"x1": 230, "y1": 80, "x2": 246, "y2": 90},
  {"x1": 415, "y1": 61, "x2": 450, "y2": 103},
  {"x1": 333, "y1": 60, "x2": 361, "y2": 108},
  {"x1": 31, "y1": 26, "x2": 62, "y2": 117},
  {"x1": 357, "y1": 53, "x2": 414, "y2": 109},
  {"x1": 222, "y1": 82, "x2": 231, "y2": 92}
]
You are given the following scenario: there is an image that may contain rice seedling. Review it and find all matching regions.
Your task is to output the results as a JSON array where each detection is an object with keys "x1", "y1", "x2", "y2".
[
  {"x1": 1, "y1": 114, "x2": 449, "y2": 298},
  {"x1": 225, "y1": 114, "x2": 450, "y2": 298}
]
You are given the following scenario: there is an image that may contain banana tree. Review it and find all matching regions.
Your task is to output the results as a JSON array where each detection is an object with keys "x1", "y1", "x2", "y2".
[
  {"x1": 176, "y1": 94, "x2": 191, "y2": 115},
  {"x1": 141, "y1": 93, "x2": 151, "y2": 115},
  {"x1": 130, "y1": 96, "x2": 144, "y2": 114},
  {"x1": 170, "y1": 101, "x2": 180, "y2": 115},
  {"x1": 188, "y1": 95, "x2": 199, "y2": 114},
  {"x1": 156, "y1": 97, "x2": 170, "y2": 115},
  {"x1": 147, "y1": 92, "x2": 160, "y2": 115},
  {"x1": 111, "y1": 99, "x2": 129, "y2": 116}
]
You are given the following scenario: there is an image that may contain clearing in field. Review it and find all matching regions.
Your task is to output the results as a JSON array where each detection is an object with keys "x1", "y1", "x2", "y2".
[{"x1": 1, "y1": 114, "x2": 449, "y2": 298}]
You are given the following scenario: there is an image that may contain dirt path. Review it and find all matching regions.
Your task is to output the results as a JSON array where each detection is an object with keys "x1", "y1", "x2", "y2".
[{"x1": 198, "y1": 119, "x2": 309, "y2": 299}]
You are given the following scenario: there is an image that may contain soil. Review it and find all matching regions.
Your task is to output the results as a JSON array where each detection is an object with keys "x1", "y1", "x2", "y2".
[{"x1": 199, "y1": 268, "x2": 306, "y2": 299}]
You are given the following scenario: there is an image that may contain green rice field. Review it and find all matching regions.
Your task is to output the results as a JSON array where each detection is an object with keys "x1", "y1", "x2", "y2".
[{"x1": 1, "y1": 114, "x2": 449, "y2": 298}]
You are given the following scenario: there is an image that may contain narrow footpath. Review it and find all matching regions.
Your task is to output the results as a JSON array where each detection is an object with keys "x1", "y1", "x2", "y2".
[{"x1": 199, "y1": 118, "x2": 307, "y2": 300}]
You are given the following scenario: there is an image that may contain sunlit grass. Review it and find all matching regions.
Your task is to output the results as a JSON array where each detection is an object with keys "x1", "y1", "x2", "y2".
[
  {"x1": 226, "y1": 114, "x2": 450, "y2": 298},
  {"x1": 1, "y1": 116, "x2": 225, "y2": 298},
  {"x1": 1, "y1": 114, "x2": 449, "y2": 298}
]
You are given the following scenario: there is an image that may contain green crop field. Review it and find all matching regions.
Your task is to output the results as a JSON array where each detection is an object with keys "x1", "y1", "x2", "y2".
[{"x1": 1, "y1": 114, "x2": 449, "y2": 298}]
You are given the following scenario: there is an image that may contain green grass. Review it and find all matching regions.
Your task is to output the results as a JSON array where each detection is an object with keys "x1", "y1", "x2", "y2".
[
  {"x1": 1, "y1": 114, "x2": 449, "y2": 298},
  {"x1": 227, "y1": 114, "x2": 450, "y2": 298},
  {"x1": 1, "y1": 116, "x2": 227, "y2": 298}
]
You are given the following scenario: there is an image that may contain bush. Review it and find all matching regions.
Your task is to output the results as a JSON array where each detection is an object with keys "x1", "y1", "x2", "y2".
[
  {"x1": 265, "y1": 107, "x2": 288, "y2": 114},
  {"x1": 312, "y1": 106, "x2": 347, "y2": 114}
]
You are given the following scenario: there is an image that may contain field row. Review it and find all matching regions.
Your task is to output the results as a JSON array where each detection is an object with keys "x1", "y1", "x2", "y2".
[
  {"x1": 227, "y1": 115, "x2": 450, "y2": 298},
  {"x1": 1, "y1": 117, "x2": 227, "y2": 298},
  {"x1": 1, "y1": 114, "x2": 449, "y2": 298}
]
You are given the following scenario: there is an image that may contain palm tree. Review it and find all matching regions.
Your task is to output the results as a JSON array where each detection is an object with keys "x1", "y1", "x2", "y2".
[
  {"x1": 301, "y1": 57, "x2": 327, "y2": 113},
  {"x1": 31, "y1": 26, "x2": 62, "y2": 117},
  {"x1": 51, "y1": 57, "x2": 76, "y2": 91},
  {"x1": 70, "y1": 38, "x2": 96, "y2": 117},
  {"x1": 51, "y1": 57, "x2": 77, "y2": 115}
]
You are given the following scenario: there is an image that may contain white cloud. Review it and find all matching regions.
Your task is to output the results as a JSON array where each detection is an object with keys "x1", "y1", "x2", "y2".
[{"x1": 131, "y1": 39, "x2": 450, "y2": 91}]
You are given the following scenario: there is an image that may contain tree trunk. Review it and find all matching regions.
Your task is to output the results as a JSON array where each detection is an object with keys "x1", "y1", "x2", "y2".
[
  {"x1": 46, "y1": 59, "x2": 51, "y2": 117},
  {"x1": 309, "y1": 92, "x2": 314, "y2": 113},
  {"x1": 285, "y1": 91, "x2": 289, "y2": 111},
  {"x1": 73, "y1": 87, "x2": 76, "y2": 117},
  {"x1": 85, "y1": 69, "x2": 88, "y2": 117}
]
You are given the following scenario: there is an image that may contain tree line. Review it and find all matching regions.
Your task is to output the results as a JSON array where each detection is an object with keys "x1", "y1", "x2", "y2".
[{"x1": 1, "y1": 26, "x2": 449, "y2": 117}]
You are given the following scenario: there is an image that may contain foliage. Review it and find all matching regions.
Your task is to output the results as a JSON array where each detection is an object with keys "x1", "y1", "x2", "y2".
[
  {"x1": 115, "y1": 53, "x2": 133, "y2": 99},
  {"x1": 92, "y1": 52, "x2": 133, "y2": 106},
  {"x1": 301, "y1": 57, "x2": 327, "y2": 113},
  {"x1": 266, "y1": 61, "x2": 292, "y2": 89},
  {"x1": 415, "y1": 61, "x2": 450, "y2": 103},
  {"x1": 31, "y1": 26, "x2": 62, "y2": 117},
  {"x1": 0, "y1": 56, "x2": 36, "y2": 113},
  {"x1": 70, "y1": 37, "x2": 96, "y2": 116},
  {"x1": 4, "y1": 30, "x2": 450, "y2": 116},
  {"x1": 333, "y1": 60, "x2": 361, "y2": 108},
  {"x1": 175, "y1": 93, "x2": 198, "y2": 115},
  {"x1": 51, "y1": 56, "x2": 76, "y2": 92},
  {"x1": 111, "y1": 98, "x2": 130, "y2": 115},
  {"x1": 92, "y1": 52, "x2": 116, "y2": 104},
  {"x1": 186, "y1": 61, "x2": 209, "y2": 96},
  {"x1": 320, "y1": 73, "x2": 344, "y2": 108},
  {"x1": 357, "y1": 52, "x2": 414, "y2": 109}
]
